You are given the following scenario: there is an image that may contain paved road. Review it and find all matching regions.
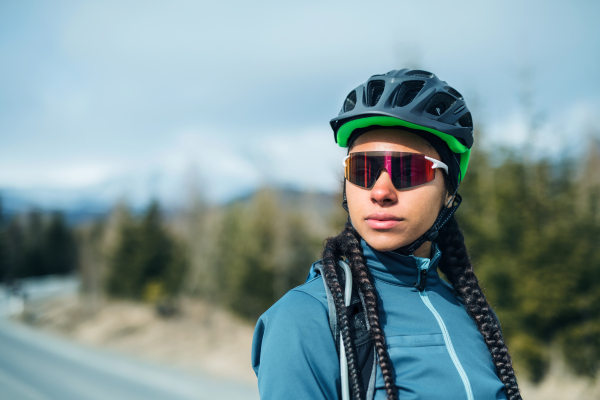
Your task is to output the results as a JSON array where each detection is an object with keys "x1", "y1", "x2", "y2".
[{"x1": 0, "y1": 319, "x2": 259, "y2": 400}]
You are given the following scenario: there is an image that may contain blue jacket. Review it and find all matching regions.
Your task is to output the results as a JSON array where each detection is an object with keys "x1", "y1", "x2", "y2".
[{"x1": 252, "y1": 240, "x2": 507, "y2": 400}]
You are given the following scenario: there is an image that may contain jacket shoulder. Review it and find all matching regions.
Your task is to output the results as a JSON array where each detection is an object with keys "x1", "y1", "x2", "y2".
[
  {"x1": 291, "y1": 274, "x2": 328, "y2": 309},
  {"x1": 253, "y1": 275, "x2": 329, "y2": 356},
  {"x1": 252, "y1": 276, "x2": 340, "y2": 400}
]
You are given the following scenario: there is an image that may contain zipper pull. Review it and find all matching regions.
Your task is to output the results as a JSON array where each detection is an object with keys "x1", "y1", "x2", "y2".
[{"x1": 414, "y1": 268, "x2": 428, "y2": 292}]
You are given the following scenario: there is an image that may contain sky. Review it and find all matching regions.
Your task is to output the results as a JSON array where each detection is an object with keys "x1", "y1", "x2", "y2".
[{"x1": 1, "y1": 0, "x2": 599, "y2": 210}]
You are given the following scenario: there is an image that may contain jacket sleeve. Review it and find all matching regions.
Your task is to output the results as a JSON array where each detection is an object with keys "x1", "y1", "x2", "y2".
[{"x1": 251, "y1": 290, "x2": 340, "y2": 400}]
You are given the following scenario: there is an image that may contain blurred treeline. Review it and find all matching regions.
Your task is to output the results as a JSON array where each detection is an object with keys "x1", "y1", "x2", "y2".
[
  {"x1": 457, "y1": 138, "x2": 600, "y2": 382},
  {"x1": 0, "y1": 138, "x2": 599, "y2": 382},
  {"x1": 0, "y1": 209, "x2": 77, "y2": 281},
  {"x1": 180, "y1": 190, "x2": 335, "y2": 319}
]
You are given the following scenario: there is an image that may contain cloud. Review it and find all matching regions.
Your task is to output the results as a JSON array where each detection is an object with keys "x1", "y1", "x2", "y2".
[
  {"x1": 0, "y1": 161, "x2": 116, "y2": 189},
  {"x1": 485, "y1": 100, "x2": 600, "y2": 157}
]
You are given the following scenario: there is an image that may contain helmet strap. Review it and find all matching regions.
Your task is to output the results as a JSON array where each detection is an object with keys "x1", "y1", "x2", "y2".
[{"x1": 393, "y1": 193, "x2": 462, "y2": 256}]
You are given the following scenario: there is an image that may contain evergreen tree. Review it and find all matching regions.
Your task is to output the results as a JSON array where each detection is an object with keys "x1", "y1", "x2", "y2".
[
  {"x1": 278, "y1": 212, "x2": 322, "y2": 297},
  {"x1": 106, "y1": 208, "x2": 141, "y2": 298},
  {"x1": 21, "y1": 210, "x2": 45, "y2": 277},
  {"x1": 105, "y1": 201, "x2": 187, "y2": 301},
  {"x1": 213, "y1": 191, "x2": 278, "y2": 320},
  {"x1": 208, "y1": 189, "x2": 324, "y2": 320},
  {"x1": 43, "y1": 212, "x2": 77, "y2": 275}
]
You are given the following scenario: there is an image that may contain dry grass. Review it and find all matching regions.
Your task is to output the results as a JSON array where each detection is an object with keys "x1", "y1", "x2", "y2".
[{"x1": 519, "y1": 359, "x2": 600, "y2": 400}]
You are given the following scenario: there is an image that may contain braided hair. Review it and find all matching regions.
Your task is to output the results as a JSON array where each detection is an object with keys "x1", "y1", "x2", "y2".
[
  {"x1": 436, "y1": 216, "x2": 522, "y2": 400},
  {"x1": 322, "y1": 219, "x2": 398, "y2": 400},
  {"x1": 321, "y1": 213, "x2": 522, "y2": 400}
]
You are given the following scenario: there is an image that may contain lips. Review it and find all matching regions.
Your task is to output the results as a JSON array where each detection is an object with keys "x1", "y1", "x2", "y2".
[{"x1": 365, "y1": 213, "x2": 404, "y2": 230}]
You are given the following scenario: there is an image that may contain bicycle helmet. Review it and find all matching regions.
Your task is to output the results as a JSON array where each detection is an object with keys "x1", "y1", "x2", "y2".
[{"x1": 330, "y1": 68, "x2": 474, "y2": 188}]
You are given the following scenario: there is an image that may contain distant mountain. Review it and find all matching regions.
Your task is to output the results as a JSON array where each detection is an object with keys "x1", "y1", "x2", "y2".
[
  {"x1": 0, "y1": 188, "x2": 112, "y2": 224},
  {"x1": 0, "y1": 184, "x2": 342, "y2": 226},
  {"x1": 229, "y1": 186, "x2": 339, "y2": 212}
]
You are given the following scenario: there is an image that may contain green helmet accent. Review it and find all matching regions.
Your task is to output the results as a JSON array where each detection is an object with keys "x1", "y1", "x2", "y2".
[{"x1": 336, "y1": 116, "x2": 471, "y2": 182}]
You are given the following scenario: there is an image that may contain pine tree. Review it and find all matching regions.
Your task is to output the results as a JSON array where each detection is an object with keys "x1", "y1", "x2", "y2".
[
  {"x1": 43, "y1": 212, "x2": 77, "y2": 275},
  {"x1": 105, "y1": 201, "x2": 187, "y2": 302}
]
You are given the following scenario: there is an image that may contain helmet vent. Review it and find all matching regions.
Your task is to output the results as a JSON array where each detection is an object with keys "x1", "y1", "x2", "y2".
[
  {"x1": 457, "y1": 112, "x2": 473, "y2": 129},
  {"x1": 445, "y1": 86, "x2": 463, "y2": 100},
  {"x1": 343, "y1": 90, "x2": 357, "y2": 113},
  {"x1": 394, "y1": 80, "x2": 426, "y2": 107},
  {"x1": 366, "y1": 80, "x2": 385, "y2": 107},
  {"x1": 425, "y1": 93, "x2": 457, "y2": 117},
  {"x1": 405, "y1": 70, "x2": 434, "y2": 78}
]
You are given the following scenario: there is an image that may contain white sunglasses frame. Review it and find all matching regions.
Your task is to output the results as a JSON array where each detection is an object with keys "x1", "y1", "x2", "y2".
[{"x1": 342, "y1": 153, "x2": 449, "y2": 174}]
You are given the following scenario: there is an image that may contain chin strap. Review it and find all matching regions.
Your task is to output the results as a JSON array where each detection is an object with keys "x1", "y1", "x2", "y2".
[{"x1": 393, "y1": 193, "x2": 462, "y2": 256}]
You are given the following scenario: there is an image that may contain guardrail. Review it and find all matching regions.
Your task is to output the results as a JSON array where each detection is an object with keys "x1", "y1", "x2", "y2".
[{"x1": 0, "y1": 275, "x2": 80, "y2": 317}]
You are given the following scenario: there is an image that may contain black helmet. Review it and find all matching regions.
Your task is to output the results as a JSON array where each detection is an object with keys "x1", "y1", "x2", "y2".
[{"x1": 330, "y1": 69, "x2": 474, "y2": 184}]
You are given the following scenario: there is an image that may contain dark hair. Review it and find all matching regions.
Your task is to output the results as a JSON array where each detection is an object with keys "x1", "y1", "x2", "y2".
[
  {"x1": 322, "y1": 219, "x2": 397, "y2": 399},
  {"x1": 321, "y1": 216, "x2": 522, "y2": 400}
]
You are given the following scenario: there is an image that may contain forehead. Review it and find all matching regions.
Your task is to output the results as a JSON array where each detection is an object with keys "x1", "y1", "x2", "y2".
[{"x1": 350, "y1": 128, "x2": 439, "y2": 159}]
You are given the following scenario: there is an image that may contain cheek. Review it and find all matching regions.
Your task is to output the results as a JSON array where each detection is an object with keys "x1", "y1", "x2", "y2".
[
  {"x1": 400, "y1": 173, "x2": 447, "y2": 227},
  {"x1": 399, "y1": 187, "x2": 442, "y2": 225},
  {"x1": 345, "y1": 183, "x2": 370, "y2": 220}
]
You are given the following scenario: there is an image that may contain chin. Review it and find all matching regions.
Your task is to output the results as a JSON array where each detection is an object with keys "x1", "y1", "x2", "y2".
[{"x1": 362, "y1": 232, "x2": 412, "y2": 252}]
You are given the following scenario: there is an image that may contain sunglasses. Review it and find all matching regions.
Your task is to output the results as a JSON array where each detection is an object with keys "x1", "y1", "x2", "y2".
[{"x1": 343, "y1": 151, "x2": 448, "y2": 190}]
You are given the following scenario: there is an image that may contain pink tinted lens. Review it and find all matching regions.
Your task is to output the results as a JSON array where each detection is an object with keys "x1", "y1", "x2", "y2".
[{"x1": 346, "y1": 152, "x2": 436, "y2": 189}]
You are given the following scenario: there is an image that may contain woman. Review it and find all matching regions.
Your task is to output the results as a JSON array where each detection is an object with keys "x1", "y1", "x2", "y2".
[{"x1": 251, "y1": 69, "x2": 522, "y2": 400}]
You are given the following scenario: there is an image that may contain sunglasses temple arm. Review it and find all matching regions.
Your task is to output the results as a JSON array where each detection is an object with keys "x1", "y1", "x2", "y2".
[
  {"x1": 424, "y1": 156, "x2": 449, "y2": 175},
  {"x1": 342, "y1": 155, "x2": 350, "y2": 167}
]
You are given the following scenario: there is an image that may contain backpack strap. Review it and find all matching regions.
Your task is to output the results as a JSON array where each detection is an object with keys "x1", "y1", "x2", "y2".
[
  {"x1": 313, "y1": 261, "x2": 377, "y2": 399},
  {"x1": 313, "y1": 262, "x2": 340, "y2": 350}
]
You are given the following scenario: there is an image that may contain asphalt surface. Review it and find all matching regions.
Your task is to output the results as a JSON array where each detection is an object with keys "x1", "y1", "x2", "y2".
[{"x1": 0, "y1": 318, "x2": 259, "y2": 400}]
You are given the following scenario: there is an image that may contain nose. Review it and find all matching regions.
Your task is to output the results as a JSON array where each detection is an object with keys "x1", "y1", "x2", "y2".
[{"x1": 370, "y1": 170, "x2": 398, "y2": 206}]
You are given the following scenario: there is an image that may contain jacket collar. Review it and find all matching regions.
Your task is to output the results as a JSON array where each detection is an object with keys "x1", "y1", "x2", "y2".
[{"x1": 361, "y1": 239, "x2": 442, "y2": 288}]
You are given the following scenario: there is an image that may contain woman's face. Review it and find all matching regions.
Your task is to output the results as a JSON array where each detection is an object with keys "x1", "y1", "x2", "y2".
[{"x1": 346, "y1": 128, "x2": 451, "y2": 256}]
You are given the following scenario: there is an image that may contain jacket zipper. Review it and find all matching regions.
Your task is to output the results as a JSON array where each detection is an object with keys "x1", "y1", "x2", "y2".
[{"x1": 417, "y1": 265, "x2": 474, "y2": 400}]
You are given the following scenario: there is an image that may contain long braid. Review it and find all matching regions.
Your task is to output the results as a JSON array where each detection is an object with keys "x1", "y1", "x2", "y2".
[
  {"x1": 322, "y1": 222, "x2": 364, "y2": 400},
  {"x1": 342, "y1": 223, "x2": 398, "y2": 400},
  {"x1": 436, "y1": 215, "x2": 522, "y2": 400},
  {"x1": 322, "y1": 220, "x2": 398, "y2": 400}
]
